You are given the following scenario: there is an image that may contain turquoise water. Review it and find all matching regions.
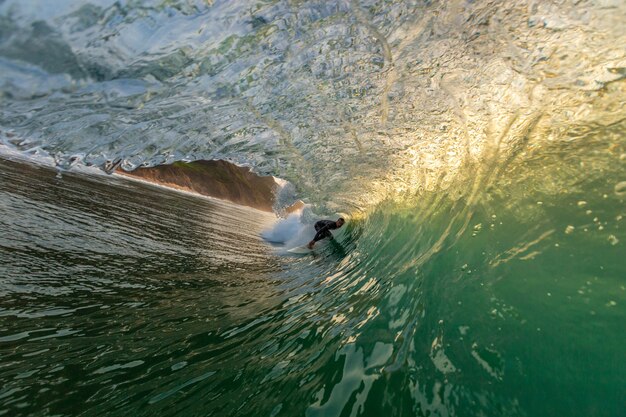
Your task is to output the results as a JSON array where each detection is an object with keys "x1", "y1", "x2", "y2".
[
  {"x1": 1, "y1": 0, "x2": 626, "y2": 416},
  {"x1": 1, "y1": 138, "x2": 625, "y2": 416}
]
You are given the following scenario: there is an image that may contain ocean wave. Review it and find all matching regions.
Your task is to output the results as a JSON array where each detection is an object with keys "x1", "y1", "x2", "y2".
[
  {"x1": 1, "y1": 3, "x2": 625, "y2": 413},
  {"x1": 0, "y1": 0, "x2": 624, "y2": 210}
]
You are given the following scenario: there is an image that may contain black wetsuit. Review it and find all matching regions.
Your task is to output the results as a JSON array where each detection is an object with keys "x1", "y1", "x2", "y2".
[{"x1": 312, "y1": 220, "x2": 338, "y2": 243}]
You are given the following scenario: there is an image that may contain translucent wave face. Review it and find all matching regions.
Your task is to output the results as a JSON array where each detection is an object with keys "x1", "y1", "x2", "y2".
[{"x1": 0, "y1": 0, "x2": 624, "y2": 208}]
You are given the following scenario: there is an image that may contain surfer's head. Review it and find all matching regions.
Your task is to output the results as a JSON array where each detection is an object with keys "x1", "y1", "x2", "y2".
[{"x1": 336, "y1": 217, "x2": 345, "y2": 227}]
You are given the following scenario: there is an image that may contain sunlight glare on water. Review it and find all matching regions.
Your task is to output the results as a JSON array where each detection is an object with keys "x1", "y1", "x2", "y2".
[{"x1": 0, "y1": 0, "x2": 625, "y2": 416}]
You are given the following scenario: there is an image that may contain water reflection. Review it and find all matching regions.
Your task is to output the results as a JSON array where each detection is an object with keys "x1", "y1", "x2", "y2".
[{"x1": 0, "y1": 158, "x2": 287, "y2": 416}]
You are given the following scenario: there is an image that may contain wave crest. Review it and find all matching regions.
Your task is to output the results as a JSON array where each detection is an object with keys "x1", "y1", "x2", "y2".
[{"x1": 0, "y1": 0, "x2": 624, "y2": 208}]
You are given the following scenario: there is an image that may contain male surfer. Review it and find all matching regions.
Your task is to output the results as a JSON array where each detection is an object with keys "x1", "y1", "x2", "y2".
[{"x1": 307, "y1": 218, "x2": 345, "y2": 249}]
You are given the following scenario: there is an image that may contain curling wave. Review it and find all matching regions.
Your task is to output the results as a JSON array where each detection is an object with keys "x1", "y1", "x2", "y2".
[{"x1": 0, "y1": 0, "x2": 624, "y2": 210}]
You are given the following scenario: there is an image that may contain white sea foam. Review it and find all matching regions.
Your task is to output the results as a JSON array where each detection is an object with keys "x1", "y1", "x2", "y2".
[{"x1": 261, "y1": 211, "x2": 312, "y2": 251}]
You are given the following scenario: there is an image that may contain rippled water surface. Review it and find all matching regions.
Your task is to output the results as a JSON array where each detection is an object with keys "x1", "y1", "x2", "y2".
[
  {"x1": 0, "y1": 158, "x2": 284, "y2": 416},
  {"x1": 1, "y1": 0, "x2": 626, "y2": 416},
  {"x1": 1, "y1": 0, "x2": 624, "y2": 206},
  {"x1": 2, "y1": 151, "x2": 625, "y2": 416}
]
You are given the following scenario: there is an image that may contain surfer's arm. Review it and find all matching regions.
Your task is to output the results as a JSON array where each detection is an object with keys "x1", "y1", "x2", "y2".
[{"x1": 313, "y1": 225, "x2": 332, "y2": 242}]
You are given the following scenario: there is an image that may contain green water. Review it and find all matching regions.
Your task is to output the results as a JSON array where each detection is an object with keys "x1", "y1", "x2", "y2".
[
  {"x1": 1, "y1": 0, "x2": 625, "y2": 415},
  {"x1": 2, "y1": 137, "x2": 625, "y2": 417}
]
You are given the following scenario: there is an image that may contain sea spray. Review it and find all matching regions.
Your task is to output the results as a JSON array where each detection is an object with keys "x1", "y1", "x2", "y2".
[{"x1": 261, "y1": 212, "x2": 310, "y2": 247}]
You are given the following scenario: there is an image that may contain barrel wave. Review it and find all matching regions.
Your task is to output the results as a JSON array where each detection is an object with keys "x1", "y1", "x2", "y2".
[{"x1": 0, "y1": 1, "x2": 625, "y2": 416}]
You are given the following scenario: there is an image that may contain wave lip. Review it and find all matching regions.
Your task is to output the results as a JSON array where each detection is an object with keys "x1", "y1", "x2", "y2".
[{"x1": 0, "y1": 0, "x2": 624, "y2": 208}]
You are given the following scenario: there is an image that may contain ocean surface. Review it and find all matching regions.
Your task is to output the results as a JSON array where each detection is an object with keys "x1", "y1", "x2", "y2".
[{"x1": 1, "y1": 1, "x2": 625, "y2": 416}]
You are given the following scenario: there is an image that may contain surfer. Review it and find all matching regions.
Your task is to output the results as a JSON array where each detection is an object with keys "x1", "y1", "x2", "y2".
[{"x1": 307, "y1": 218, "x2": 345, "y2": 249}]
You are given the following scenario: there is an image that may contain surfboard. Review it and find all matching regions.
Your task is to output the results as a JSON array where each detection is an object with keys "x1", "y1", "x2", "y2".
[{"x1": 287, "y1": 245, "x2": 312, "y2": 254}]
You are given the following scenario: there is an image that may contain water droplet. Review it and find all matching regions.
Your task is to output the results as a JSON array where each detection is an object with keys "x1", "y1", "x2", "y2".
[
  {"x1": 608, "y1": 235, "x2": 619, "y2": 245},
  {"x1": 577, "y1": 201, "x2": 587, "y2": 207},
  {"x1": 615, "y1": 181, "x2": 626, "y2": 197},
  {"x1": 565, "y1": 225, "x2": 575, "y2": 234}
]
